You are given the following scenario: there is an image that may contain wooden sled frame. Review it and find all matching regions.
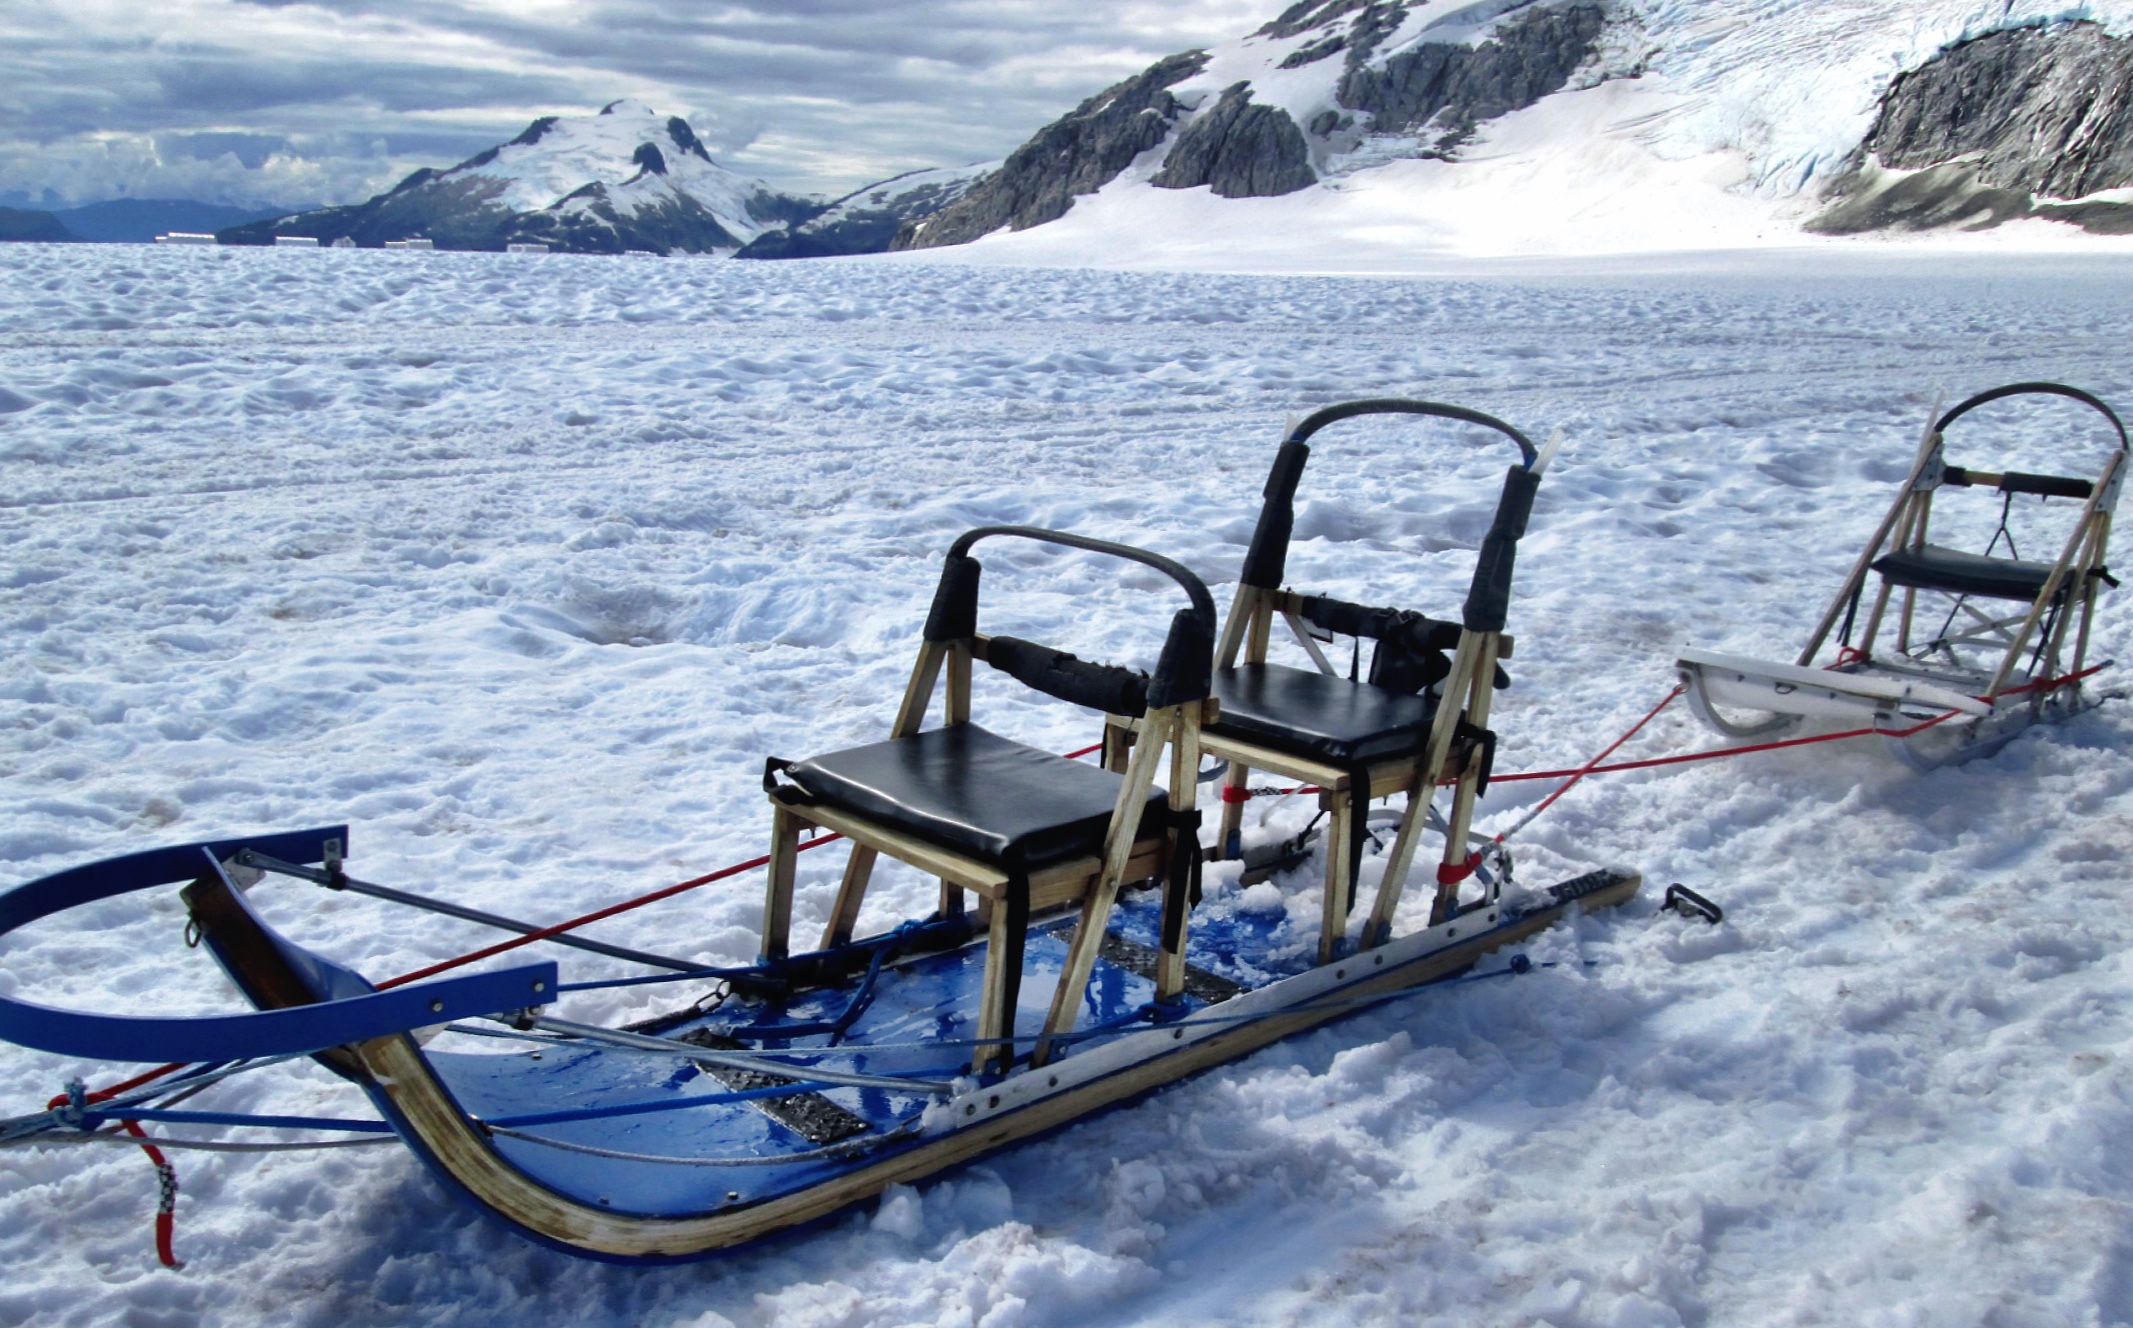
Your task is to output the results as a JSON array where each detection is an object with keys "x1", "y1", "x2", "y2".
[
  {"x1": 1110, "y1": 399, "x2": 1555, "y2": 960},
  {"x1": 760, "y1": 525, "x2": 1218, "y2": 1073},
  {"x1": 1794, "y1": 382, "x2": 2128, "y2": 700}
]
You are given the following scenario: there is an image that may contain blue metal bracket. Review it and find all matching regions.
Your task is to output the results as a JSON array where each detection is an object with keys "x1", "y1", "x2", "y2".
[{"x1": 0, "y1": 828, "x2": 556, "y2": 1063}]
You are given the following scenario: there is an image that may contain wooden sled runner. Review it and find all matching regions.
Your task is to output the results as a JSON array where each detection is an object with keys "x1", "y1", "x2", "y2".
[
  {"x1": 0, "y1": 444, "x2": 1634, "y2": 1264},
  {"x1": 1677, "y1": 382, "x2": 2126, "y2": 768}
]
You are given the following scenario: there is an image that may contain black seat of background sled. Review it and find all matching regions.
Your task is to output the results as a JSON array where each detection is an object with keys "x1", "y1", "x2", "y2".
[
  {"x1": 1209, "y1": 663, "x2": 1438, "y2": 765},
  {"x1": 1870, "y1": 544, "x2": 2063, "y2": 603},
  {"x1": 784, "y1": 723, "x2": 1167, "y2": 871}
]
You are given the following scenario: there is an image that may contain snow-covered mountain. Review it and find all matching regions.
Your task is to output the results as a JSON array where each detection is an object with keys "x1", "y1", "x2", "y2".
[
  {"x1": 736, "y1": 162, "x2": 996, "y2": 260},
  {"x1": 221, "y1": 102, "x2": 819, "y2": 255},
  {"x1": 898, "y1": 0, "x2": 2133, "y2": 257}
]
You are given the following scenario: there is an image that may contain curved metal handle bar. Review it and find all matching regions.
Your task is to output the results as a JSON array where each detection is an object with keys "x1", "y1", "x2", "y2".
[
  {"x1": 1936, "y1": 381, "x2": 2129, "y2": 451},
  {"x1": 0, "y1": 828, "x2": 556, "y2": 1063},
  {"x1": 1287, "y1": 398, "x2": 1539, "y2": 469},
  {"x1": 947, "y1": 524, "x2": 1217, "y2": 634}
]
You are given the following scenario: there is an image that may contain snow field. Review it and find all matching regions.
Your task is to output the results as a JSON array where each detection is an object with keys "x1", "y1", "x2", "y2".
[{"x1": 4, "y1": 242, "x2": 2133, "y2": 1324}]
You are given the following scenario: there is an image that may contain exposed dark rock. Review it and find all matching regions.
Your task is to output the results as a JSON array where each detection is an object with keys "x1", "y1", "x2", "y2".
[
  {"x1": 216, "y1": 107, "x2": 815, "y2": 253},
  {"x1": 1807, "y1": 163, "x2": 2036, "y2": 235},
  {"x1": 1152, "y1": 84, "x2": 1317, "y2": 197},
  {"x1": 506, "y1": 185, "x2": 749, "y2": 254},
  {"x1": 893, "y1": 51, "x2": 1209, "y2": 249},
  {"x1": 510, "y1": 117, "x2": 559, "y2": 148},
  {"x1": 1337, "y1": 3, "x2": 1608, "y2": 151},
  {"x1": 1257, "y1": 0, "x2": 1377, "y2": 41},
  {"x1": 667, "y1": 117, "x2": 712, "y2": 162},
  {"x1": 1813, "y1": 21, "x2": 2133, "y2": 235},
  {"x1": 738, "y1": 166, "x2": 992, "y2": 260},
  {"x1": 0, "y1": 207, "x2": 74, "y2": 243}
]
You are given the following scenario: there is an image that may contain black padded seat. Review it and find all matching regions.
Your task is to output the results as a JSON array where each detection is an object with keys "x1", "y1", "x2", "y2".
[
  {"x1": 1208, "y1": 663, "x2": 1437, "y2": 765},
  {"x1": 1871, "y1": 544, "x2": 2063, "y2": 602},
  {"x1": 784, "y1": 723, "x2": 1166, "y2": 871}
]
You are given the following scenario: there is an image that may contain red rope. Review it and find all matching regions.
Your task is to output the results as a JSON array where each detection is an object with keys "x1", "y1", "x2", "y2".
[
  {"x1": 48, "y1": 1087, "x2": 184, "y2": 1268},
  {"x1": 1494, "y1": 683, "x2": 1686, "y2": 822},
  {"x1": 1493, "y1": 662, "x2": 2105, "y2": 784},
  {"x1": 379, "y1": 833, "x2": 844, "y2": 988}
]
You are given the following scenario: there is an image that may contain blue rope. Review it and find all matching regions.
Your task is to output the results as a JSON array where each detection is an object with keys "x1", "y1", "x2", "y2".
[{"x1": 87, "y1": 1109, "x2": 394, "y2": 1134}]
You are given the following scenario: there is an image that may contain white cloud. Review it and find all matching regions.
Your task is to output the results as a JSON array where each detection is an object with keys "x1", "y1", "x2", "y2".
[{"x1": 0, "y1": 0, "x2": 1278, "y2": 206}]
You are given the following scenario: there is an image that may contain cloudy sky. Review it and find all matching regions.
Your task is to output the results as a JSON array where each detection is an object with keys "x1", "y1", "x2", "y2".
[{"x1": 0, "y1": 0, "x2": 1278, "y2": 210}]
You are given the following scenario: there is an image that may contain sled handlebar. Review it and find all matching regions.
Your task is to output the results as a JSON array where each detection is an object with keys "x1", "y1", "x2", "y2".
[
  {"x1": 928, "y1": 526, "x2": 1215, "y2": 710},
  {"x1": 1936, "y1": 381, "x2": 2129, "y2": 452}
]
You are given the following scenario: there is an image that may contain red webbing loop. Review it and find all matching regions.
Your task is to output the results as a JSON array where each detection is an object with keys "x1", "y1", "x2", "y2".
[
  {"x1": 1221, "y1": 784, "x2": 1252, "y2": 804},
  {"x1": 48, "y1": 1089, "x2": 183, "y2": 1268},
  {"x1": 1436, "y1": 851, "x2": 1483, "y2": 887}
]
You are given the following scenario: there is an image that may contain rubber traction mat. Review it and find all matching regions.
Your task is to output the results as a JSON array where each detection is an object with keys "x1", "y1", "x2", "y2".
[{"x1": 676, "y1": 1028, "x2": 872, "y2": 1145}]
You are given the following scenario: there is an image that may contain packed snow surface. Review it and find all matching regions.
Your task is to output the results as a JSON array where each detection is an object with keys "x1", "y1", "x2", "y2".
[{"x1": 6, "y1": 242, "x2": 2133, "y2": 1326}]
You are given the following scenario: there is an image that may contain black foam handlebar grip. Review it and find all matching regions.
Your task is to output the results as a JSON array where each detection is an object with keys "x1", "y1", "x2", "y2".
[
  {"x1": 1149, "y1": 608, "x2": 1214, "y2": 709},
  {"x1": 923, "y1": 553, "x2": 981, "y2": 642},
  {"x1": 985, "y1": 636, "x2": 1150, "y2": 716},
  {"x1": 1462, "y1": 465, "x2": 1541, "y2": 633},
  {"x1": 1998, "y1": 471, "x2": 2094, "y2": 500},
  {"x1": 1239, "y1": 440, "x2": 1309, "y2": 590}
]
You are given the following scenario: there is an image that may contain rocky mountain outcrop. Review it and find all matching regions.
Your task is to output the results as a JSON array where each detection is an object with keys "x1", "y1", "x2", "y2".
[
  {"x1": 894, "y1": 52, "x2": 1209, "y2": 249},
  {"x1": 896, "y1": 0, "x2": 1612, "y2": 250},
  {"x1": 219, "y1": 102, "x2": 819, "y2": 254},
  {"x1": 1149, "y1": 84, "x2": 1316, "y2": 197},
  {"x1": 1812, "y1": 21, "x2": 2133, "y2": 236},
  {"x1": 737, "y1": 162, "x2": 994, "y2": 259},
  {"x1": 1336, "y1": 2, "x2": 1607, "y2": 154}
]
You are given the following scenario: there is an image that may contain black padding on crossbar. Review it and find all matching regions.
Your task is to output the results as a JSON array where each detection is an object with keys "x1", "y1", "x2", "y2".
[
  {"x1": 1209, "y1": 663, "x2": 1437, "y2": 764},
  {"x1": 924, "y1": 553, "x2": 981, "y2": 642},
  {"x1": 1240, "y1": 440, "x2": 1309, "y2": 590},
  {"x1": 1871, "y1": 544, "x2": 2064, "y2": 602},
  {"x1": 1150, "y1": 608, "x2": 1214, "y2": 709},
  {"x1": 784, "y1": 724, "x2": 1168, "y2": 870},
  {"x1": 1463, "y1": 465, "x2": 1540, "y2": 632},
  {"x1": 986, "y1": 636, "x2": 1149, "y2": 715},
  {"x1": 1998, "y1": 471, "x2": 2094, "y2": 500}
]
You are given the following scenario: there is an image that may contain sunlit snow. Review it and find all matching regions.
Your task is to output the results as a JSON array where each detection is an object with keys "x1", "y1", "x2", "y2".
[{"x1": 4, "y1": 240, "x2": 2133, "y2": 1325}]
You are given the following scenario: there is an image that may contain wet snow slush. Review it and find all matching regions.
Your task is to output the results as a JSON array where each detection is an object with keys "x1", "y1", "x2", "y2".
[{"x1": 5, "y1": 242, "x2": 2133, "y2": 1326}]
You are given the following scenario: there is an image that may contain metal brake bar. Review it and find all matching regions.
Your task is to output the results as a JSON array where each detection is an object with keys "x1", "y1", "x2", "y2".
[{"x1": 237, "y1": 849, "x2": 717, "y2": 975}]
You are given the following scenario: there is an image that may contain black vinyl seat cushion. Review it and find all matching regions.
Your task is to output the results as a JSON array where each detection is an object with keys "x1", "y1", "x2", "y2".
[
  {"x1": 1208, "y1": 663, "x2": 1437, "y2": 765},
  {"x1": 784, "y1": 723, "x2": 1167, "y2": 871},
  {"x1": 1871, "y1": 544, "x2": 2062, "y2": 603}
]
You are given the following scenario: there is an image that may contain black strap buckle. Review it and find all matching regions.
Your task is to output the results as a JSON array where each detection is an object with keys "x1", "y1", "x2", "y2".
[{"x1": 1662, "y1": 883, "x2": 1723, "y2": 925}]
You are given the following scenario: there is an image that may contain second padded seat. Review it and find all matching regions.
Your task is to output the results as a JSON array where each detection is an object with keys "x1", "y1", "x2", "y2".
[
  {"x1": 1209, "y1": 662, "x2": 1438, "y2": 765},
  {"x1": 1870, "y1": 544, "x2": 2062, "y2": 603},
  {"x1": 784, "y1": 723, "x2": 1169, "y2": 871}
]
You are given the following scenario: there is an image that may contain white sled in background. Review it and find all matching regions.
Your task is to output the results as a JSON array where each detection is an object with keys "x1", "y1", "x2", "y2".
[{"x1": 1677, "y1": 382, "x2": 2127, "y2": 769}]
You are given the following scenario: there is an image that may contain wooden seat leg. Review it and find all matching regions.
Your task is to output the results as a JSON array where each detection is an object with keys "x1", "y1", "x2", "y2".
[
  {"x1": 818, "y1": 844, "x2": 880, "y2": 950},
  {"x1": 972, "y1": 881, "x2": 1028, "y2": 1075},
  {"x1": 761, "y1": 804, "x2": 802, "y2": 962},
  {"x1": 1318, "y1": 784, "x2": 1355, "y2": 964},
  {"x1": 936, "y1": 877, "x2": 965, "y2": 920},
  {"x1": 1036, "y1": 710, "x2": 1174, "y2": 1066},
  {"x1": 1362, "y1": 781, "x2": 1431, "y2": 950}
]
